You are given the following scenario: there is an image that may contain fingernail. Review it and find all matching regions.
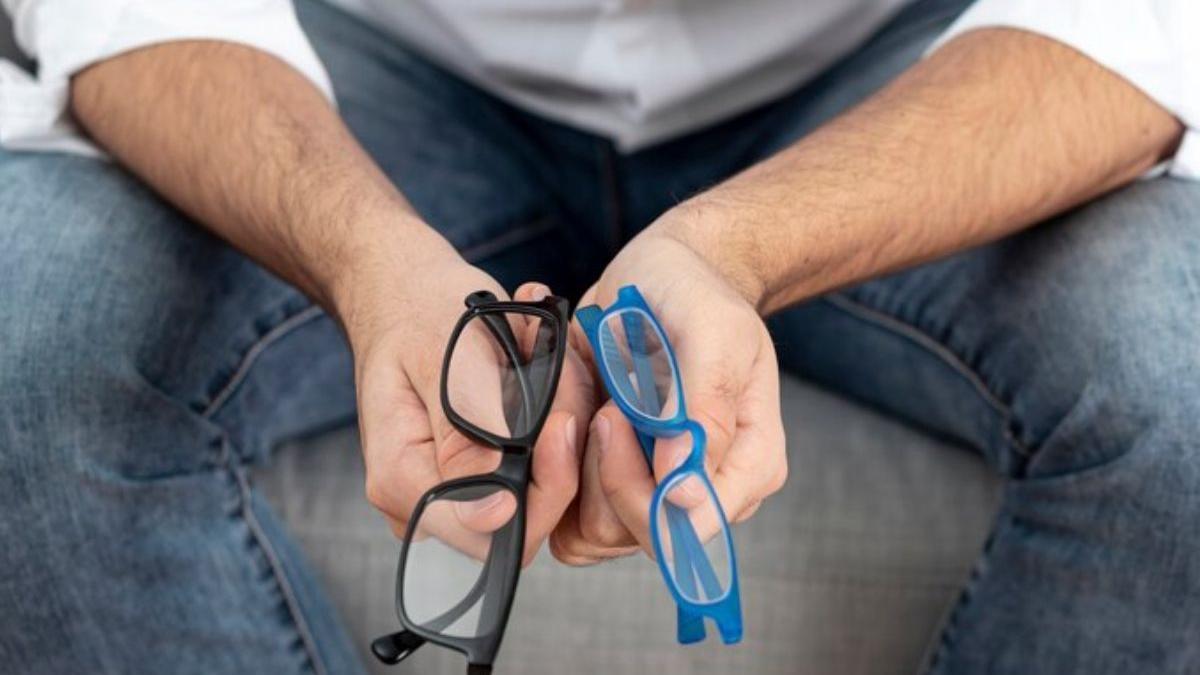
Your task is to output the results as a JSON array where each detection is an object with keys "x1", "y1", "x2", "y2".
[
  {"x1": 531, "y1": 284, "x2": 550, "y2": 301},
  {"x1": 455, "y1": 492, "x2": 505, "y2": 519},
  {"x1": 564, "y1": 416, "x2": 579, "y2": 459}
]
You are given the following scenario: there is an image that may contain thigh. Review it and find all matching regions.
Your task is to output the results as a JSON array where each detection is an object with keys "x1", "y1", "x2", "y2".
[
  {"x1": 776, "y1": 179, "x2": 1200, "y2": 476},
  {"x1": 776, "y1": 178, "x2": 1200, "y2": 672},
  {"x1": 0, "y1": 149, "x2": 360, "y2": 673}
]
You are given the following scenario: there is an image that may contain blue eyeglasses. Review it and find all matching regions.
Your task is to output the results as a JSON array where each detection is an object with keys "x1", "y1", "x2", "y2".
[{"x1": 577, "y1": 285, "x2": 743, "y2": 645}]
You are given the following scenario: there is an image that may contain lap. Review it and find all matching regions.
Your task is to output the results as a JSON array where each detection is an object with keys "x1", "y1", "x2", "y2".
[
  {"x1": 0, "y1": 5, "x2": 589, "y2": 671},
  {"x1": 773, "y1": 177, "x2": 1200, "y2": 672},
  {"x1": 0, "y1": 148, "x2": 363, "y2": 672},
  {"x1": 773, "y1": 177, "x2": 1200, "y2": 477}
]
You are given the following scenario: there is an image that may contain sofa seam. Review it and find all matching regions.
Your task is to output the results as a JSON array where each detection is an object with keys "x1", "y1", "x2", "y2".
[{"x1": 822, "y1": 293, "x2": 1031, "y2": 457}]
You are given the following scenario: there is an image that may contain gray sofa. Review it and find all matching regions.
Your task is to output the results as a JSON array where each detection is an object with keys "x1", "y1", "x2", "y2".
[{"x1": 258, "y1": 376, "x2": 1002, "y2": 675}]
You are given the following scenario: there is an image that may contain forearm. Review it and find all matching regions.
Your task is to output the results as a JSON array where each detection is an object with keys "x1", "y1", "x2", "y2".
[
  {"x1": 71, "y1": 41, "x2": 457, "y2": 322},
  {"x1": 662, "y1": 28, "x2": 1184, "y2": 315}
]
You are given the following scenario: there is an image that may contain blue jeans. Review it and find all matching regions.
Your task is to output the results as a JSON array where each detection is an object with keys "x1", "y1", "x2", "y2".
[{"x1": 2, "y1": 0, "x2": 1198, "y2": 672}]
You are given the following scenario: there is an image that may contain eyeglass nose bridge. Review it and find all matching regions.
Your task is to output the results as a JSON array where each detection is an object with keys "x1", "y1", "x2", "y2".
[{"x1": 493, "y1": 449, "x2": 532, "y2": 483}]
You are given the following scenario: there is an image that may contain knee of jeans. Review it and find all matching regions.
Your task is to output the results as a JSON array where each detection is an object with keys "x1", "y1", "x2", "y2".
[
  {"x1": 1019, "y1": 316, "x2": 1200, "y2": 482},
  {"x1": 1000, "y1": 179, "x2": 1200, "y2": 480},
  {"x1": 0, "y1": 294, "x2": 225, "y2": 481},
  {"x1": 0, "y1": 157, "x2": 223, "y2": 479}
]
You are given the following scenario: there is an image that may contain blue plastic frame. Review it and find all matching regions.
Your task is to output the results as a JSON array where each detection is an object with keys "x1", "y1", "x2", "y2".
[{"x1": 577, "y1": 285, "x2": 743, "y2": 645}]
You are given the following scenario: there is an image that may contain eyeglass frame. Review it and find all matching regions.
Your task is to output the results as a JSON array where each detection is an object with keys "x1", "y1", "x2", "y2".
[
  {"x1": 371, "y1": 290, "x2": 570, "y2": 674},
  {"x1": 576, "y1": 284, "x2": 744, "y2": 645}
]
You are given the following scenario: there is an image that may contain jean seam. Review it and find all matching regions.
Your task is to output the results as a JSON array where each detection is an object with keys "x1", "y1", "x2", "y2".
[
  {"x1": 823, "y1": 293, "x2": 1032, "y2": 458},
  {"x1": 458, "y1": 214, "x2": 559, "y2": 263},
  {"x1": 201, "y1": 305, "x2": 326, "y2": 420},
  {"x1": 915, "y1": 500, "x2": 1011, "y2": 675},
  {"x1": 200, "y1": 209, "x2": 557, "y2": 423},
  {"x1": 218, "y1": 435, "x2": 327, "y2": 675},
  {"x1": 596, "y1": 140, "x2": 624, "y2": 253}
]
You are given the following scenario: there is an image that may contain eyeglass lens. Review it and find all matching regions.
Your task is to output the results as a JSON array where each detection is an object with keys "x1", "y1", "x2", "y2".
[{"x1": 446, "y1": 310, "x2": 558, "y2": 440}]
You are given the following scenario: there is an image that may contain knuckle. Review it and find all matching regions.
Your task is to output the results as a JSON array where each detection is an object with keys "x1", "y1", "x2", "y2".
[
  {"x1": 597, "y1": 467, "x2": 624, "y2": 502},
  {"x1": 732, "y1": 501, "x2": 760, "y2": 524},
  {"x1": 765, "y1": 456, "x2": 789, "y2": 495},
  {"x1": 364, "y1": 474, "x2": 391, "y2": 512},
  {"x1": 694, "y1": 407, "x2": 736, "y2": 456},
  {"x1": 388, "y1": 519, "x2": 409, "y2": 539},
  {"x1": 579, "y1": 511, "x2": 628, "y2": 548},
  {"x1": 364, "y1": 469, "x2": 413, "y2": 521},
  {"x1": 549, "y1": 534, "x2": 591, "y2": 566}
]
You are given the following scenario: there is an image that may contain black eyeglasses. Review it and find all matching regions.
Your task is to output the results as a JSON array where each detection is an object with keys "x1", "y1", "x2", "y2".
[{"x1": 371, "y1": 290, "x2": 569, "y2": 674}]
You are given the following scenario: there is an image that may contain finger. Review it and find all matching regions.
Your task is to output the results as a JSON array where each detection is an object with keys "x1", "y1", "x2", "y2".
[
  {"x1": 732, "y1": 498, "x2": 764, "y2": 524},
  {"x1": 388, "y1": 517, "x2": 411, "y2": 540},
  {"x1": 578, "y1": 414, "x2": 640, "y2": 549},
  {"x1": 651, "y1": 433, "x2": 708, "y2": 510},
  {"x1": 408, "y1": 495, "x2": 501, "y2": 561},
  {"x1": 361, "y1": 364, "x2": 444, "y2": 526},
  {"x1": 513, "y1": 282, "x2": 550, "y2": 303},
  {"x1": 435, "y1": 422, "x2": 504, "y2": 480},
  {"x1": 512, "y1": 283, "x2": 547, "y2": 360},
  {"x1": 708, "y1": 343, "x2": 788, "y2": 527},
  {"x1": 441, "y1": 317, "x2": 512, "y2": 440},
  {"x1": 549, "y1": 501, "x2": 640, "y2": 566},
  {"x1": 522, "y1": 410, "x2": 581, "y2": 565},
  {"x1": 674, "y1": 345, "x2": 739, "y2": 472},
  {"x1": 597, "y1": 405, "x2": 658, "y2": 557},
  {"x1": 663, "y1": 301, "x2": 758, "y2": 474},
  {"x1": 516, "y1": 282, "x2": 595, "y2": 442},
  {"x1": 451, "y1": 489, "x2": 519, "y2": 535}
]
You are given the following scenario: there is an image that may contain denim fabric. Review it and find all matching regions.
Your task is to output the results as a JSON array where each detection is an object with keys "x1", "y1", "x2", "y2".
[{"x1": 1, "y1": 0, "x2": 1197, "y2": 674}]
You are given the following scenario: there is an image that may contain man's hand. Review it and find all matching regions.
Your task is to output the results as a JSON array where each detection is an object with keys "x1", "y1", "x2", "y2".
[
  {"x1": 551, "y1": 27, "x2": 1185, "y2": 565},
  {"x1": 349, "y1": 265, "x2": 593, "y2": 566},
  {"x1": 71, "y1": 42, "x2": 593, "y2": 566},
  {"x1": 550, "y1": 226, "x2": 787, "y2": 564}
]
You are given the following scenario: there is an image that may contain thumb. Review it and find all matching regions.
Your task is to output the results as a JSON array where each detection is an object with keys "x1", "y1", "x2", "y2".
[
  {"x1": 596, "y1": 405, "x2": 658, "y2": 556},
  {"x1": 523, "y1": 409, "x2": 581, "y2": 565}
]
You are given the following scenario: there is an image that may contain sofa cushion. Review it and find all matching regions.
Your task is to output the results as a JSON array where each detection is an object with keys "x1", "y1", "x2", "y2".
[{"x1": 258, "y1": 376, "x2": 1002, "y2": 674}]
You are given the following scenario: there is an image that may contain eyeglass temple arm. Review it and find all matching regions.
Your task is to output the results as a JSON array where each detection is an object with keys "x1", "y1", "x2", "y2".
[
  {"x1": 370, "y1": 629, "x2": 426, "y2": 665},
  {"x1": 668, "y1": 498, "x2": 724, "y2": 598},
  {"x1": 596, "y1": 306, "x2": 724, "y2": 640},
  {"x1": 637, "y1": 429, "x2": 720, "y2": 635},
  {"x1": 664, "y1": 504, "x2": 707, "y2": 645},
  {"x1": 621, "y1": 310, "x2": 662, "y2": 417},
  {"x1": 474, "y1": 307, "x2": 535, "y2": 434},
  {"x1": 621, "y1": 312, "x2": 723, "y2": 601},
  {"x1": 475, "y1": 516, "x2": 521, "y2": 648}
]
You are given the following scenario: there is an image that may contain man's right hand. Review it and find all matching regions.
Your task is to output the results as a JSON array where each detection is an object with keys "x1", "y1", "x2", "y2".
[
  {"x1": 344, "y1": 256, "x2": 593, "y2": 566},
  {"x1": 70, "y1": 42, "x2": 593, "y2": 566}
]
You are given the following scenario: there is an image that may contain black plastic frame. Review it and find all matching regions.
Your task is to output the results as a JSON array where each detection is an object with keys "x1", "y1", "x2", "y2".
[
  {"x1": 440, "y1": 291, "x2": 569, "y2": 449},
  {"x1": 372, "y1": 291, "x2": 569, "y2": 674}
]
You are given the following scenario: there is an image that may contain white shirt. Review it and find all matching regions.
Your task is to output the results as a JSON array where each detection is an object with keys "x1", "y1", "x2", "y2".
[{"x1": 0, "y1": 0, "x2": 1196, "y2": 179}]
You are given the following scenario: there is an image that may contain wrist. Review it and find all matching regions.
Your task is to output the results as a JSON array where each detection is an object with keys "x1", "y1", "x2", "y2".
[
  {"x1": 650, "y1": 198, "x2": 773, "y2": 313},
  {"x1": 326, "y1": 214, "x2": 464, "y2": 342}
]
